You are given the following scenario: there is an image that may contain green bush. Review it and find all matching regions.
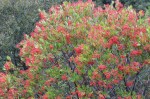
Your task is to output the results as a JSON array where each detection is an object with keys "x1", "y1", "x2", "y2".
[
  {"x1": 0, "y1": 0, "x2": 149, "y2": 69},
  {"x1": 1, "y1": 0, "x2": 150, "y2": 98}
]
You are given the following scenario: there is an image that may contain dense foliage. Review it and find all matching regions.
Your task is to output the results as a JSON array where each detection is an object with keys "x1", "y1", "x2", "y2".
[
  {"x1": 0, "y1": 0, "x2": 150, "y2": 68},
  {"x1": 1, "y1": 0, "x2": 150, "y2": 98}
]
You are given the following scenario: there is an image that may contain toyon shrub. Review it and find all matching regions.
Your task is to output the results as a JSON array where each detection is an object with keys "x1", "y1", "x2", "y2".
[{"x1": 1, "y1": 0, "x2": 150, "y2": 98}]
